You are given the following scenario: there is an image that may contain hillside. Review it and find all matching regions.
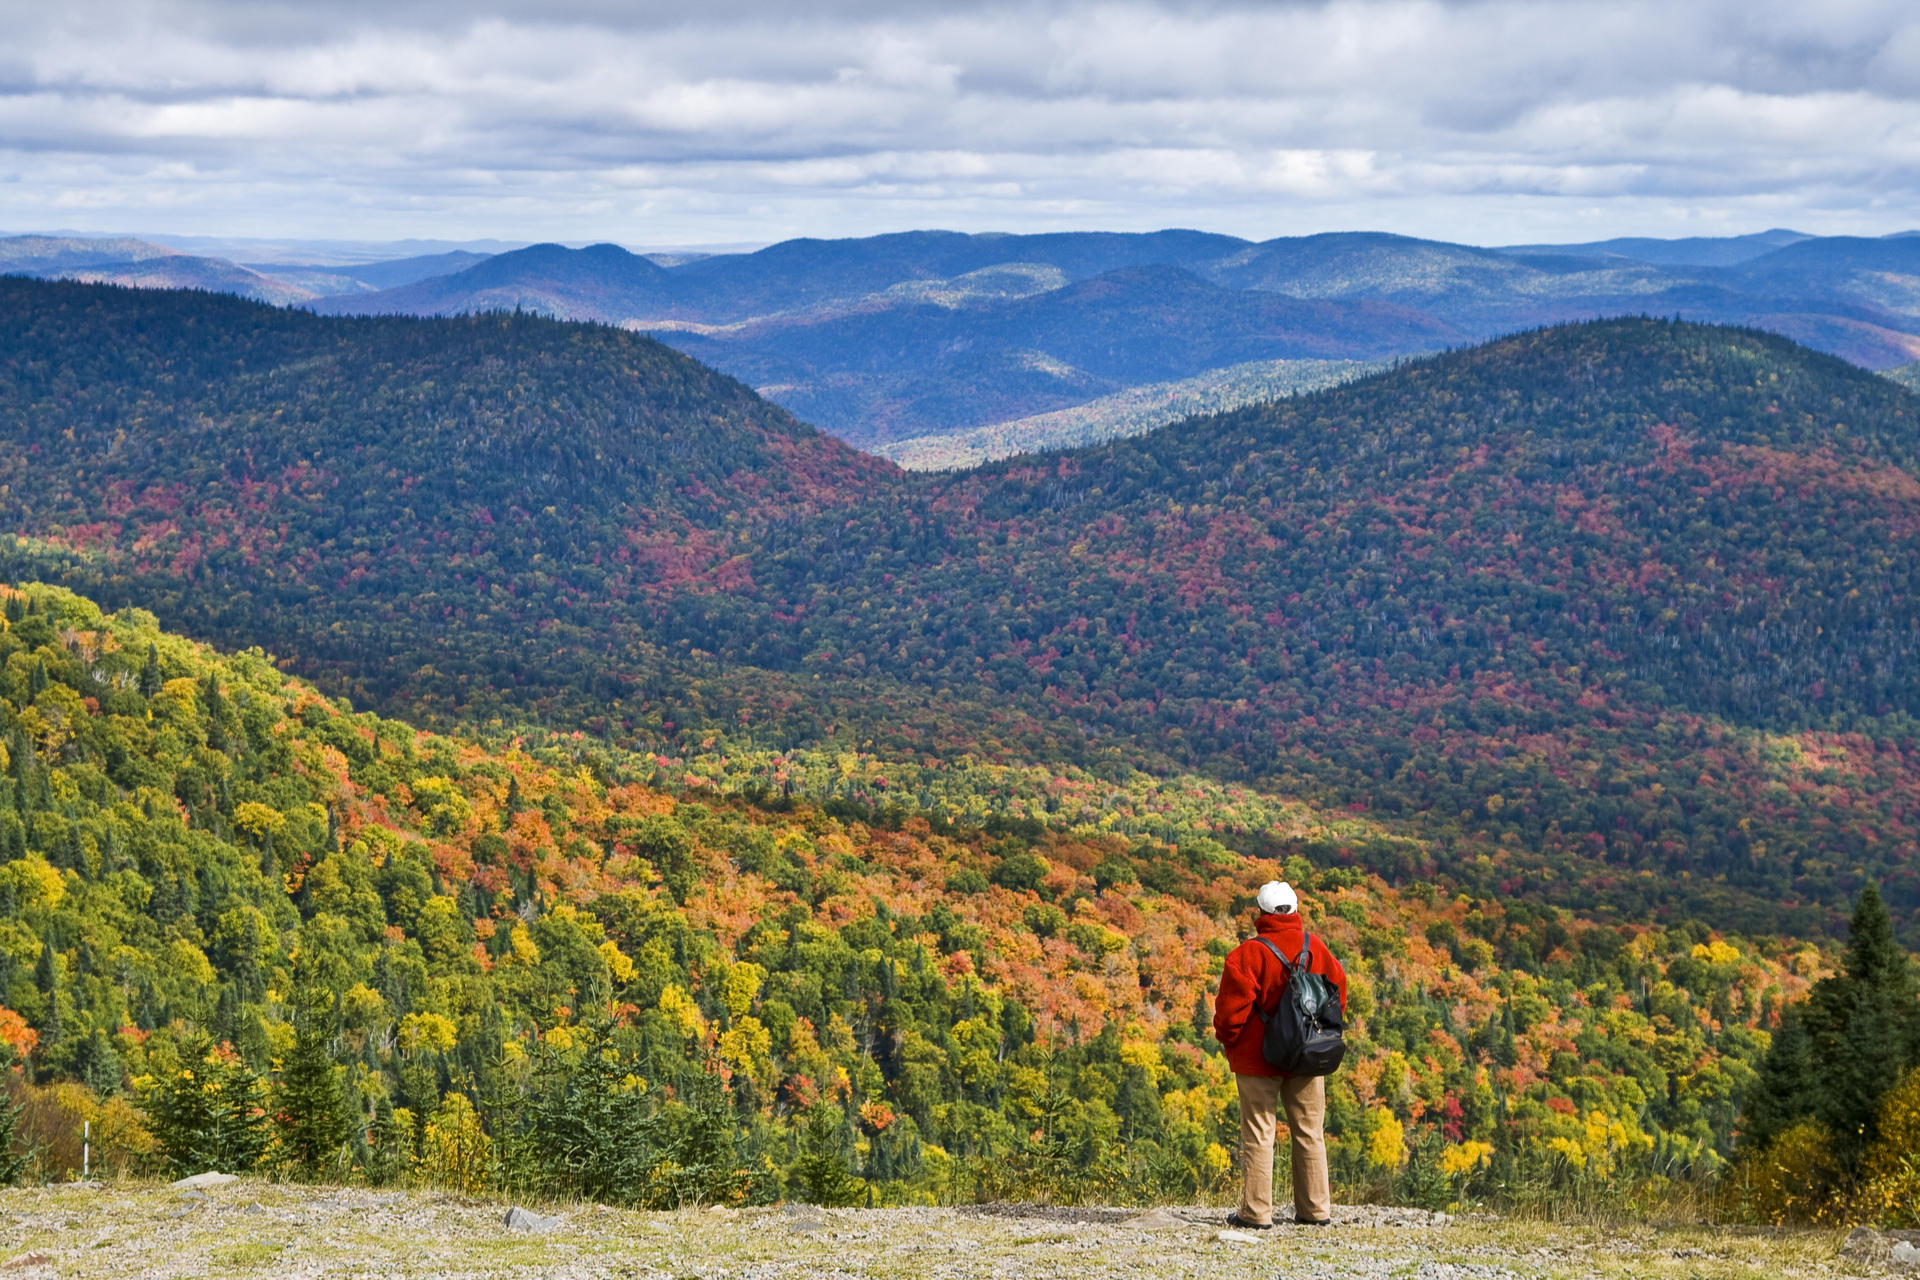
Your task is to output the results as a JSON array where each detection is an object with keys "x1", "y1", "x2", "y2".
[
  {"x1": 23, "y1": 228, "x2": 1920, "y2": 450},
  {"x1": 663, "y1": 319, "x2": 1920, "y2": 934},
  {"x1": 0, "y1": 582, "x2": 1810, "y2": 1208},
  {"x1": 4, "y1": 283, "x2": 1920, "y2": 935},
  {"x1": 233, "y1": 251, "x2": 493, "y2": 300},
  {"x1": 1498, "y1": 228, "x2": 1814, "y2": 268},
  {"x1": 0, "y1": 277, "x2": 885, "y2": 711}
]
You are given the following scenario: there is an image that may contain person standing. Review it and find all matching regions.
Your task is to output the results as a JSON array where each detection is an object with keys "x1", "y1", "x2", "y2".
[{"x1": 1212, "y1": 879, "x2": 1348, "y2": 1227}]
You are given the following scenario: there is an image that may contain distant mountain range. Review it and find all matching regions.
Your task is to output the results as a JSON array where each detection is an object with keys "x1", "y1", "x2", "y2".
[
  {"x1": 0, "y1": 234, "x2": 488, "y2": 307},
  {"x1": 10, "y1": 226, "x2": 1920, "y2": 454}
]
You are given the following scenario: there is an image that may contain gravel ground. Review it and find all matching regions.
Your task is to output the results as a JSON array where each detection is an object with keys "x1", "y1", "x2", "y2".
[{"x1": 0, "y1": 1182, "x2": 1883, "y2": 1280}]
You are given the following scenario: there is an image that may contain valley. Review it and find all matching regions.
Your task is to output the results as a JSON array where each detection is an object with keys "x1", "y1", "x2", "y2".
[{"x1": 3, "y1": 281, "x2": 1916, "y2": 935}]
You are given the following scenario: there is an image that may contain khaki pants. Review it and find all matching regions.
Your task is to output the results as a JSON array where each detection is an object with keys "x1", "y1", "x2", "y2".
[{"x1": 1235, "y1": 1073, "x2": 1330, "y2": 1224}]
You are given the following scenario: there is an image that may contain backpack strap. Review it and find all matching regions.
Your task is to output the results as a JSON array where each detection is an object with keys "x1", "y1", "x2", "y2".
[
  {"x1": 1253, "y1": 935, "x2": 1320, "y2": 1013},
  {"x1": 1253, "y1": 934, "x2": 1315, "y2": 975},
  {"x1": 1249, "y1": 936, "x2": 1290, "y2": 1022},
  {"x1": 1252, "y1": 936, "x2": 1293, "y2": 972}
]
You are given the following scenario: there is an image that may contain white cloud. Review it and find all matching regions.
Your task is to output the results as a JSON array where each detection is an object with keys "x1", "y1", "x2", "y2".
[{"x1": 1, "y1": 0, "x2": 1916, "y2": 244}]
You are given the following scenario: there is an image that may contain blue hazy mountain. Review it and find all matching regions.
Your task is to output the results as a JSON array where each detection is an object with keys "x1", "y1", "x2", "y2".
[{"x1": 31, "y1": 226, "x2": 1920, "y2": 450}]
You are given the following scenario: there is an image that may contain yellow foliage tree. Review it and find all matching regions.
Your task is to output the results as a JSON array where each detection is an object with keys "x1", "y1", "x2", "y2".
[
  {"x1": 723, "y1": 962, "x2": 766, "y2": 1020},
  {"x1": 1732, "y1": 1120, "x2": 1842, "y2": 1226},
  {"x1": 398, "y1": 1012, "x2": 458, "y2": 1055},
  {"x1": 1860, "y1": 1068, "x2": 1920, "y2": 1228},
  {"x1": 416, "y1": 1093, "x2": 490, "y2": 1194},
  {"x1": 231, "y1": 802, "x2": 288, "y2": 842},
  {"x1": 1365, "y1": 1107, "x2": 1407, "y2": 1170},
  {"x1": 658, "y1": 985, "x2": 706, "y2": 1041}
]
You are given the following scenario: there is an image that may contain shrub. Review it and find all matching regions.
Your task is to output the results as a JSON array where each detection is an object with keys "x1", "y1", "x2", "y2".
[
  {"x1": 418, "y1": 1093, "x2": 491, "y2": 1194},
  {"x1": 1729, "y1": 1120, "x2": 1842, "y2": 1226},
  {"x1": 1861, "y1": 1068, "x2": 1920, "y2": 1228},
  {"x1": 523, "y1": 1025, "x2": 662, "y2": 1204},
  {"x1": 1398, "y1": 1127, "x2": 1455, "y2": 1210},
  {"x1": 0, "y1": 1086, "x2": 29, "y2": 1186}
]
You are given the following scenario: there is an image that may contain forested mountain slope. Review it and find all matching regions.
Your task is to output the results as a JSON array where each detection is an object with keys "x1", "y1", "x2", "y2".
[
  {"x1": 0, "y1": 277, "x2": 886, "y2": 713},
  {"x1": 3, "y1": 281, "x2": 1918, "y2": 935},
  {"x1": 695, "y1": 320, "x2": 1920, "y2": 933},
  {"x1": 0, "y1": 583, "x2": 1803, "y2": 1200},
  {"x1": 22, "y1": 228, "x2": 1920, "y2": 451}
]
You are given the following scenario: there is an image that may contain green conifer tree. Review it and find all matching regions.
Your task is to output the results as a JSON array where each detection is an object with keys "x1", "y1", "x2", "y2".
[
  {"x1": 31, "y1": 943, "x2": 59, "y2": 1066},
  {"x1": 138, "y1": 643, "x2": 162, "y2": 698},
  {"x1": 276, "y1": 983, "x2": 351, "y2": 1180},
  {"x1": 1744, "y1": 1005, "x2": 1815, "y2": 1148},
  {"x1": 138, "y1": 1037, "x2": 272, "y2": 1177},
  {"x1": 0, "y1": 1091, "x2": 31, "y2": 1187},
  {"x1": 789, "y1": 1103, "x2": 866, "y2": 1207},
  {"x1": 1807, "y1": 883, "x2": 1919, "y2": 1163}
]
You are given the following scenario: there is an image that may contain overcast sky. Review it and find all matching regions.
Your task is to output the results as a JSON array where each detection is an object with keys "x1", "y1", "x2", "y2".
[{"x1": 4, "y1": 0, "x2": 1919, "y2": 248}]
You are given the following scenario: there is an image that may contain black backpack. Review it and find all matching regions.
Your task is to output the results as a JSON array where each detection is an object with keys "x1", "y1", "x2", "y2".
[{"x1": 1252, "y1": 934, "x2": 1347, "y2": 1076}]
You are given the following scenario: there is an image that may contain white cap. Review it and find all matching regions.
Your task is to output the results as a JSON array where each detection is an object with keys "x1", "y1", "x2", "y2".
[{"x1": 1257, "y1": 881, "x2": 1298, "y2": 914}]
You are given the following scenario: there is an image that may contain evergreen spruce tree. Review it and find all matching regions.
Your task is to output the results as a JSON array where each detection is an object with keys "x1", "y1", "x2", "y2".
[
  {"x1": 72, "y1": 1028, "x2": 123, "y2": 1097},
  {"x1": 138, "y1": 642, "x2": 162, "y2": 698},
  {"x1": 788, "y1": 1103, "x2": 866, "y2": 1207},
  {"x1": 138, "y1": 1036, "x2": 272, "y2": 1177},
  {"x1": 1806, "y1": 883, "x2": 1919, "y2": 1163},
  {"x1": 1744, "y1": 1005, "x2": 1815, "y2": 1148},
  {"x1": 276, "y1": 983, "x2": 350, "y2": 1180},
  {"x1": 31, "y1": 943, "x2": 53, "y2": 1000},
  {"x1": 31, "y1": 943, "x2": 58, "y2": 1066},
  {"x1": 204, "y1": 675, "x2": 226, "y2": 751},
  {"x1": 0, "y1": 1090, "x2": 31, "y2": 1187}
]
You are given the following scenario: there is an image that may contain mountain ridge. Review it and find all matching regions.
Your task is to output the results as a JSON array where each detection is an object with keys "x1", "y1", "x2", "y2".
[{"x1": 311, "y1": 228, "x2": 1920, "y2": 449}]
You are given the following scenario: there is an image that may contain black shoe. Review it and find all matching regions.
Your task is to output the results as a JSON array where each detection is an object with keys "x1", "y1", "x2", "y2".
[
  {"x1": 1224, "y1": 1213, "x2": 1274, "y2": 1230},
  {"x1": 1295, "y1": 1216, "x2": 1332, "y2": 1226}
]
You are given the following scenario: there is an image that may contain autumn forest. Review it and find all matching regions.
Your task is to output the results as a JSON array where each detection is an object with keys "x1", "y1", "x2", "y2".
[{"x1": 0, "y1": 277, "x2": 1914, "y2": 1222}]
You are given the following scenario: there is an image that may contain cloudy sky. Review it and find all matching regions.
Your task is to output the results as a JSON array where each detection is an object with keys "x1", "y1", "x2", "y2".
[{"x1": 4, "y1": 0, "x2": 1919, "y2": 248}]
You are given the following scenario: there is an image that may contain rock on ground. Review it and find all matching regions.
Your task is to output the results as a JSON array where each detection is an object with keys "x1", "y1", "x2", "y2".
[
  {"x1": 0, "y1": 1183, "x2": 1881, "y2": 1279},
  {"x1": 1844, "y1": 1226, "x2": 1920, "y2": 1271},
  {"x1": 167, "y1": 1173, "x2": 237, "y2": 1190},
  {"x1": 504, "y1": 1206, "x2": 562, "y2": 1233}
]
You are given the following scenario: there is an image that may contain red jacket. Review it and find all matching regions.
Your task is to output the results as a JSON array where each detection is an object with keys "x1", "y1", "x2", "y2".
[{"x1": 1213, "y1": 912, "x2": 1349, "y2": 1077}]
